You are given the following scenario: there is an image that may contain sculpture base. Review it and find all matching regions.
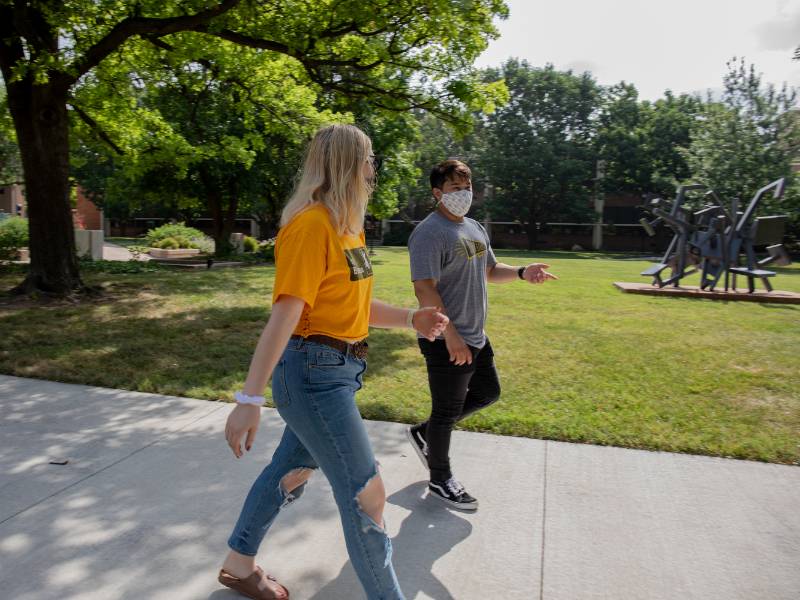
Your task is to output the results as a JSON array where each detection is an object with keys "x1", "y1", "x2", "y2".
[{"x1": 613, "y1": 282, "x2": 800, "y2": 304}]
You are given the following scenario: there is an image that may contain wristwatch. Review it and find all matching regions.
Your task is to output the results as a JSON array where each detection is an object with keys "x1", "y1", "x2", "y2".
[{"x1": 517, "y1": 266, "x2": 526, "y2": 280}]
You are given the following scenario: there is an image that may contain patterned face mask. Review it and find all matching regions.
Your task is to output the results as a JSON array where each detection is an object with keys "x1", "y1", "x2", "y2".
[{"x1": 439, "y1": 189, "x2": 473, "y2": 217}]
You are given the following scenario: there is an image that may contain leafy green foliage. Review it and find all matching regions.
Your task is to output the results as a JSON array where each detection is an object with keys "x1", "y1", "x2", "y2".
[
  {"x1": 596, "y1": 86, "x2": 702, "y2": 197},
  {"x1": 0, "y1": 85, "x2": 22, "y2": 185},
  {"x1": 683, "y1": 58, "x2": 800, "y2": 229},
  {"x1": 478, "y1": 60, "x2": 599, "y2": 247},
  {"x1": 2, "y1": 0, "x2": 510, "y2": 291},
  {"x1": 0, "y1": 217, "x2": 28, "y2": 260},
  {"x1": 257, "y1": 238, "x2": 276, "y2": 261},
  {"x1": 396, "y1": 110, "x2": 476, "y2": 220},
  {"x1": 77, "y1": 257, "x2": 164, "y2": 274},
  {"x1": 128, "y1": 245, "x2": 149, "y2": 260},
  {"x1": 145, "y1": 223, "x2": 205, "y2": 247},
  {"x1": 152, "y1": 237, "x2": 180, "y2": 249},
  {"x1": 242, "y1": 235, "x2": 258, "y2": 253}
]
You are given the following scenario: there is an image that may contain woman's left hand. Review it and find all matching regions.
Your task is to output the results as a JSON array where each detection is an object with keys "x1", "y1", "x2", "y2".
[{"x1": 412, "y1": 307, "x2": 450, "y2": 341}]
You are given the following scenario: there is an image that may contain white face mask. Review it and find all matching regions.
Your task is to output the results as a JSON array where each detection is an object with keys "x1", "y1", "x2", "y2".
[{"x1": 439, "y1": 189, "x2": 473, "y2": 217}]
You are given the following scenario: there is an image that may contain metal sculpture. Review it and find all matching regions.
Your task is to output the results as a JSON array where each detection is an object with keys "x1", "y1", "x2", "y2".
[{"x1": 639, "y1": 178, "x2": 791, "y2": 293}]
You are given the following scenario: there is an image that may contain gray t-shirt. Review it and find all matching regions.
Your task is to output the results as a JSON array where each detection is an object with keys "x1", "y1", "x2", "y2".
[{"x1": 408, "y1": 211, "x2": 497, "y2": 348}]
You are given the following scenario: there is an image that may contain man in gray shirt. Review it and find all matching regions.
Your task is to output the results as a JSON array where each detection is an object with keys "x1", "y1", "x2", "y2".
[{"x1": 407, "y1": 159, "x2": 557, "y2": 511}]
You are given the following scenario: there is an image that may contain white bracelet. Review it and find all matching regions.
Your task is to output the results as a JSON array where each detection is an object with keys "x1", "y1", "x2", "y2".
[
  {"x1": 234, "y1": 391, "x2": 265, "y2": 406},
  {"x1": 406, "y1": 309, "x2": 417, "y2": 329}
]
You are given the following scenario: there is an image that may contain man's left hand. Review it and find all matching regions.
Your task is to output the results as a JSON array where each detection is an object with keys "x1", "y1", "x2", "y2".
[{"x1": 522, "y1": 263, "x2": 559, "y2": 284}]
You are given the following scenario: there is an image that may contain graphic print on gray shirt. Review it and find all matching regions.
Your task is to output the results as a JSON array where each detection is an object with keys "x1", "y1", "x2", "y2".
[{"x1": 408, "y1": 211, "x2": 497, "y2": 348}]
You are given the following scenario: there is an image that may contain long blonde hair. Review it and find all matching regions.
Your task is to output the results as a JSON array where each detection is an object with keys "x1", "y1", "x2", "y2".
[{"x1": 281, "y1": 124, "x2": 373, "y2": 235}]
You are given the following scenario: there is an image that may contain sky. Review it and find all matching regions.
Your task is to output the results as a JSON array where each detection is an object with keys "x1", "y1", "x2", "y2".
[{"x1": 475, "y1": 0, "x2": 800, "y2": 101}]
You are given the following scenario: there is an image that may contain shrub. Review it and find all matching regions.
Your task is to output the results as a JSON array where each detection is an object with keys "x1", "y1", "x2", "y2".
[
  {"x1": 243, "y1": 235, "x2": 259, "y2": 253},
  {"x1": 153, "y1": 237, "x2": 180, "y2": 250},
  {"x1": 258, "y1": 238, "x2": 276, "y2": 261},
  {"x1": 0, "y1": 217, "x2": 29, "y2": 261},
  {"x1": 171, "y1": 235, "x2": 197, "y2": 249},
  {"x1": 193, "y1": 236, "x2": 214, "y2": 254},
  {"x1": 128, "y1": 245, "x2": 148, "y2": 260},
  {"x1": 145, "y1": 223, "x2": 205, "y2": 247}
]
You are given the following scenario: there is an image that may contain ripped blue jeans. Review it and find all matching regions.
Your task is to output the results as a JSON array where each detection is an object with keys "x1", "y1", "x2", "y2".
[{"x1": 228, "y1": 337, "x2": 404, "y2": 600}]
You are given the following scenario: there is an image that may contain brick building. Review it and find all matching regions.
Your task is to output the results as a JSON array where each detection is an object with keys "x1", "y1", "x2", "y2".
[
  {"x1": 74, "y1": 187, "x2": 103, "y2": 230},
  {"x1": 0, "y1": 183, "x2": 25, "y2": 217}
]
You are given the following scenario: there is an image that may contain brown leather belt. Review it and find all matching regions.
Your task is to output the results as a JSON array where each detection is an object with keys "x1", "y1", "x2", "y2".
[{"x1": 291, "y1": 334, "x2": 369, "y2": 359}]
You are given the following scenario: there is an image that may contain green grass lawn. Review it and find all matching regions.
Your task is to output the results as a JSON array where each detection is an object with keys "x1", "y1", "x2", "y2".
[{"x1": 1, "y1": 248, "x2": 798, "y2": 464}]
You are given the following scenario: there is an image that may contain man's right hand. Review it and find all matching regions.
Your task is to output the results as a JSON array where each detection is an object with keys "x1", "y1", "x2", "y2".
[{"x1": 445, "y1": 331, "x2": 473, "y2": 366}]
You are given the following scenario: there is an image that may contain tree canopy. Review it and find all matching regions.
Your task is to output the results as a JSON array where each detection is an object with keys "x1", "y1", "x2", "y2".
[
  {"x1": 0, "y1": 0, "x2": 508, "y2": 294},
  {"x1": 683, "y1": 58, "x2": 800, "y2": 221},
  {"x1": 477, "y1": 59, "x2": 599, "y2": 247}
]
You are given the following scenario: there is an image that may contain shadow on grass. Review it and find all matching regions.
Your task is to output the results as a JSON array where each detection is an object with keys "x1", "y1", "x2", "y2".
[
  {"x1": 0, "y1": 286, "x2": 426, "y2": 403},
  {"x1": 0, "y1": 301, "x2": 267, "y2": 397}
]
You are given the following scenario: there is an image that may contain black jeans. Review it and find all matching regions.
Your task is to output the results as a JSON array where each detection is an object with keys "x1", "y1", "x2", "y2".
[{"x1": 417, "y1": 337, "x2": 501, "y2": 481}]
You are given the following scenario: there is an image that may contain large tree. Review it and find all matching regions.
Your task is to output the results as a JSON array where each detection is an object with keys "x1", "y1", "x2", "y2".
[
  {"x1": 0, "y1": 0, "x2": 507, "y2": 295},
  {"x1": 683, "y1": 59, "x2": 800, "y2": 221},
  {"x1": 72, "y1": 40, "x2": 339, "y2": 255},
  {"x1": 478, "y1": 59, "x2": 600, "y2": 248},
  {"x1": 397, "y1": 110, "x2": 480, "y2": 221},
  {"x1": 596, "y1": 84, "x2": 701, "y2": 198},
  {"x1": 73, "y1": 44, "x2": 450, "y2": 251}
]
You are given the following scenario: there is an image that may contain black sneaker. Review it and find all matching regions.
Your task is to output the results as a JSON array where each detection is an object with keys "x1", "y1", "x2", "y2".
[
  {"x1": 405, "y1": 425, "x2": 428, "y2": 469},
  {"x1": 428, "y1": 477, "x2": 479, "y2": 511}
]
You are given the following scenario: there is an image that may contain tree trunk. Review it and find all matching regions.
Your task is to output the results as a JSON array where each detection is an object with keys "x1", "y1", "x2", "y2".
[
  {"x1": 254, "y1": 214, "x2": 278, "y2": 240},
  {"x1": 6, "y1": 78, "x2": 88, "y2": 296},
  {"x1": 222, "y1": 178, "x2": 240, "y2": 255},
  {"x1": 198, "y1": 166, "x2": 240, "y2": 257},
  {"x1": 254, "y1": 192, "x2": 280, "y2": 239},
  {"x1": 204, "y1": 178, "x2": 239, "y2": 257}
]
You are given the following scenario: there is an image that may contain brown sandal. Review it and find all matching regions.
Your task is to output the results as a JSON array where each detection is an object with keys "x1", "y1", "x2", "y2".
[{"x1": 218, "y1": 566, "x2": 290, "y2": 599}]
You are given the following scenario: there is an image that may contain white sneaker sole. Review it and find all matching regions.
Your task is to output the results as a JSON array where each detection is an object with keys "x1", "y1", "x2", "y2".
[
  {"x1": 405, "y1": 427, "x2": 429, "y2": 471},
  {"x1": 427, "y1": 486, "x2": 479, "y2": 512}
]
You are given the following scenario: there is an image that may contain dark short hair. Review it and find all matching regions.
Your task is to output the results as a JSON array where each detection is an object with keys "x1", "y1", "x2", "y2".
[{"x1": 430, "y1": 159, "x2": 472, "y2": 190}]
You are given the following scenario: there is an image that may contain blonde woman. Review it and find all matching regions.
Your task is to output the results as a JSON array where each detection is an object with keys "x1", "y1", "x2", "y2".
[{"x1": 217, "y1": 124, "x2": 447, "y2": 600}]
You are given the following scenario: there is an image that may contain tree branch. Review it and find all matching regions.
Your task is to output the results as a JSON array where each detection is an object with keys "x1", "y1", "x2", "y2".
[
  {"x1": 68, "y1": 0, "x2": 242, "y2": 84},
  {"x1": 69, "y1": 103, "x2": 124, "y2": 156},
  {"x1": 193, "y1": 27, "x2": 384, "y2": 71},
  {"x1": 145, "y1": 35, "x2": 175, "y2": 53}
]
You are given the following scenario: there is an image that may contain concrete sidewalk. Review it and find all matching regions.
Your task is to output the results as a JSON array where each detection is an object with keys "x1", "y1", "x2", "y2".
[
  {"x1": 103, "y1": 242, "x2": 151, "y2": 261},
  {"x1": 0, "y1": 374, "x2": 797, "y2": 600}
]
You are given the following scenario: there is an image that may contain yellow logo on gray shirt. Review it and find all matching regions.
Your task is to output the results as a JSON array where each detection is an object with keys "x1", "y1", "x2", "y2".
[{"x1": 456, "y1": 238, "x2": 488, "y2": 260}]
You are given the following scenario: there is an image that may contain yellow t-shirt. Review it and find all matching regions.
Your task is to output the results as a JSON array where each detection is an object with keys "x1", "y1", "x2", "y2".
[{"x1": 272, "y1": 204, "x2": 373, "y2": 341}]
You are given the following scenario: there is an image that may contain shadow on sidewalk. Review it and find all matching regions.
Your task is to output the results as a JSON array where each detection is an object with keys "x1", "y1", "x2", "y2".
[{"x1": 299, "y1": 481, "x2": 472, "y2": 600}]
